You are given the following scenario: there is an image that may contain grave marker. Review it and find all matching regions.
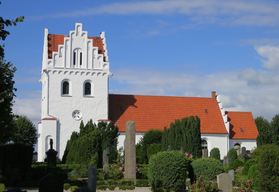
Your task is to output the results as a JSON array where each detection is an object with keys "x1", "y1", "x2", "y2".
[
  {"x1": 39, "y1": 175, "x2": 63, "y2": 192},
  {"x1": 217, "y1": 173, "x2": 232, "y2": 192},
  {"x1": 88, "y1": 166, "x2": 97, "y2": 192},
  {"x1": 228, "y1": 170, "x2": 235, "y2": 181}
]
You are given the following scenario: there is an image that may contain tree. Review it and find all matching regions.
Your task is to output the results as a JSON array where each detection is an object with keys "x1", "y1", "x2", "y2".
[
  {"x1": 12, "y1": 115, "x2": 37, "y2": 146},
  {"x1": 254, "y1": 116, "x2": 272, "y2": 147},
  {"x1": 271, "y1": 114, "x2": 279, "y2": 146},
  {"x1": 0, "y1": 2, "x2": 24, "y2": 145}
]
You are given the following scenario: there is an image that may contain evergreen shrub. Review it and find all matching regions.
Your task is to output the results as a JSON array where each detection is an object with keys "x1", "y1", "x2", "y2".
[
  {"x1": 136, "y1": 143, "x2": 145, "y2": 164},
  {"x1": 96, "y1": 185, "x2": 107, "y2": 190},
  {"x1": 108, "y1": 185, "x2": 116, "y2": 190},
  {"x1": 97, "y1": 180, "x2": 105, "y2": 185},
  {"x1": 0, "y1": 144, "x2": 33, "y2": 186},
  {"x1": 70, "y1": 186, "x2": 79, "y2": 192},
  {"x1": 248, "y1": 164, "x2": 260, "y2": 191},
  {"x1": 228, "y1": 159, "x2": 245, "y2": 171},
  {"x1": 241, "y1": 159, "x2": 257, "y2": 175},
  {"x1": 149, "y1": 151, "x2": 192, "y2": 191},
  {"x1": 251, "y1": 144, "x2": 279, "y2": 160},
  {"x1": 147, "y1": 143, "x2": 161, "y2": 160},
  {"x1": 0, "y1": 183, "x2": 4, "y2": 192},
  {"x1": 258, "y1": 146, "x2": 279, "y2": 191},
  {"x1": 119, "y1": 186, "x2": 135, "y2": 190},
  {"x1": 210, "y1": 148, "x2": 220, "y2": 160},
  {"x1": 142, "y1": 129, "x2": 162, "y2": 163},
  {"x1": 189, "y1": 175, "x2": 219, "y2": 192},
  {"x1": 227, "y1": 148, "x2": 237, "y2": 162},
  {"x1": 120, "y1": 180, "x2": 134, "y2": 186},
  {"x1": 191, "y1": 158, "x2": 225, "y2": 181},
  {"x1": 63, "y1": 183, "x2": 70, "y2": 190},
  {"x1": 107, "y1": 179, "x2": 118, "y2": 185},
  {"x1": 135, "y1": 180, "x2": 149, "y2": 187}
]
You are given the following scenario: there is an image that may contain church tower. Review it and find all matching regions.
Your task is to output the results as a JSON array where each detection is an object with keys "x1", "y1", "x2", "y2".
[{"x1": 37, "y1": 23, "x2": 110, "y2": 161}]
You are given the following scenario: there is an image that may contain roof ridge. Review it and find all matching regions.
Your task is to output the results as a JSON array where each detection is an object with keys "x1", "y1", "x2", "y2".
[{"x1": 109, "y1": 93, "x2": 212, "y2": 99}]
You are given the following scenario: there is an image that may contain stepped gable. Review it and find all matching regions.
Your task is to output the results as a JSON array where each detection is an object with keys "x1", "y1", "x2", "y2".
[
  {"x1": 227, "y1": 111, "x2": 259, "y2": 139},
  {"x1": 47, "y1": 34, "x2": 104, "y2": 59},
  {"x1": 109, "y1": 94, "x2": 228, "y2": 134}
]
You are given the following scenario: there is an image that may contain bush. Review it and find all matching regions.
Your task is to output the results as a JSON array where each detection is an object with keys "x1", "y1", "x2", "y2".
[
  {"x1": 241, "y1": 159, "x2": 257, "y2": 175},
  {"x1": 119, "y1": 186, "x2": 135, "y2": 190},
  {"x1": 147, "y1": 143, "x2": 161, "y2": 160},
  {"x1": 248, "y1": 164, "x2": 260, "y2": 191},
  {"x1": 63, "y1": 183, "x2": 70, "y2": 190},
  {"x1": 189, "y1": 175, "x2": 219, "y2": 192},
  {"x1": 258, "y1": 145, "x2": 279, "y2": 191},
  {"x1": 149, "y1": 151, "x2": 192, "y2": 191},
  {"x1": 0, "y1": 144, "x2": 33, "y2": 186},
  {"x1": 227, "y1": 148, "x2": 237, "y2": 162},
  {"x1": 0, "y1": 183, "x2": 4, "y2": 192},
  {"x1": 107, "y1": 179, "x2": 118, "y2": 185},
  {"x1": 228, "y1": 159, "x2": 245, "y2": 171},
  {"x1": 120, "y1": 180, "x2": 134, "y2": 186},
  {"x1": 251, "y1": 144, "x2": 279, "y2": 160},
  {"x1": 108, "y1": 185, "x2": 116, "y2": 190},
  {"x1": 70, "y1": 186, "x2": 79, "y2": 192},
  {"x1": 210, "y1": 148, "x2": 220, "y2": 160},
  {"x1": 135, "y1": 180, "x2": 149, "y2": 187},
  {"x1": 142, "y1": 129, "x2": 163, "y2": 163},
  {"x1": 136, "y1": 143, "x2": 146, "y2": 164},
  {"x1": 191, "y1": 158, "x2": 225, "y2": 181},
  {"x1": 96, "y1": 185, "x2": 107, "y2": 190},
  {"x1": 30, "y1": 166, "x2": 67, "y2": 181},
  {"x1": 97, "y1": 180, "x2": 105, "y2": 185},
  {"x1": 106, "y1": 164, "x2": 125, "y2": 180}
]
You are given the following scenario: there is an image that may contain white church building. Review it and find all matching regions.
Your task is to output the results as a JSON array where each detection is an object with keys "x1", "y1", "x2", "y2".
[{"x1": 37, "y1": 23, "x2": 259, "y2": 162}]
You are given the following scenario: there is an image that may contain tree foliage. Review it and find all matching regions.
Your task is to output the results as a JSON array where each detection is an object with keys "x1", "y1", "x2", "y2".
[
  {"x1": 0, "y1": 1, "x2": 24, "y2": 145},
  {"x1": 12, "y1": 115, "x2": 37, "y2": 146},
  {"x1": 141, "y1": 129, "x2": 162, "y2": 163},
  {"x1": 271, "y1": 114, "x2": 279, "y2": 146},
  {"x1": 162, "y1": 116, "x2": 202, "y2": 158},
  {"x1": 255, "y1": 116, "x2": 272, "y2": 147}
]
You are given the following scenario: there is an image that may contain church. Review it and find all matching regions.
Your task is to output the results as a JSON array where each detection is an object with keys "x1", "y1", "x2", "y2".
[{"x1": 37, "y1": 23, "x2": 259, "y2": 162}]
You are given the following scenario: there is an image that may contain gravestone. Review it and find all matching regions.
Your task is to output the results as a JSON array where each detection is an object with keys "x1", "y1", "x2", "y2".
[
  {"x1": 244, "y1": 153, "x2": 252, "y2": 163},
  {"x1": 102, "y1": 147, "x2": 109, "y2": 174},
  {"x1": 202, "y1": 149, "x2": 208, "y2": 158},
  {"x1": 88, "y1": 166, "x2": 97, "y2": 192},
  {"x1": 180, "y1": 147, "x2": 185, "y2": 154},
  {"x1": 228, "y1": 170, "x2": 235, "y2": 180},
  {"x1": 167, "y1": 145, "x2": 171, "y2": 151},
  {"x1": 46, "y1": 139, "x2": 58, "y2": 167},
  {"x1": 217, "y1": 173, "x2": 232, "y2": 192},
  {"x1": 223, "y1": 158, "x2": 232, "y2": 166},
  {"x1": 39, "y1": 175, "x2": 63, "y2": 192},
  {"x1": 241, "y1": 147, "x2": 246, "y2": 159},
  {"x1": 124, "y1": 121, "x2": 136, "y2": 181}
]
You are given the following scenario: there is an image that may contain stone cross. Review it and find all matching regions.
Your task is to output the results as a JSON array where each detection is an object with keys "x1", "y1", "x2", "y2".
[
  {"x1": 50, "y1": 139, "x2": 53, "y2": 150},
  {"x1": 217, "y1": 173, "x2": 232, "y2": 192},
  {"x1": 124, "y1": 121, "x2": 136, "y2": 181},
  {"x1": 88, "y1": 166, "x2": 97, "y2": 192}
]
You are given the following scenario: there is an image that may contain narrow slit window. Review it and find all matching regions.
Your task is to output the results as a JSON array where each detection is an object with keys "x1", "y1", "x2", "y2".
[
  {"x1": 80, "y1": 52, "x2": 82, "y2": 65},
  {"x1": 85, "y1": 82, "x2": 91, "y2": 95},
  {"x1": 63, "y1": 81, "x2": 69, "y2": 95},
  {"x1": 73, "y1": 52, "x2": 76, "y2": 65}
]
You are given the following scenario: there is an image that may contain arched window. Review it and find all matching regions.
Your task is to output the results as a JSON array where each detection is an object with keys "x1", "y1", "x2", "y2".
[
  {"x1": 73, "y1": 48, "x2": 82, "y2": 67},
  {"x1": 201, "y1": 140, "x2": 208, "y2": 149},
  {"x1": 63, "y1": 81, "x2": 69, "y2": 95},
  {"x1": 85, "y1": 82, "x2": 91, "y2": 95}
]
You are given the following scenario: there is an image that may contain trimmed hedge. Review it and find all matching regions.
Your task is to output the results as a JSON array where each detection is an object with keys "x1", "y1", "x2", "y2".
[
  {"x1": 191, "y1": 157, "x2": 225, "y2": 181},
  {"x1": 108, "y1": 185, "x2": 116, "y2": 190},
  {"x1": 210, "y1": 148, "x2": 220, "y2": 160},
  {"x1": 242, "y1": 159, "x2": 257, "y2": 175},
  {"x1": 63, "y1": 183, "x2": 70, "y2": 190},
  {"x1": 135, "y1": 180, "x2": 149, "y2": 187},
  {"x1": 228, "y1": 159, "x2": 245, "y2": 171},
  {"x1": 120, "y1": 180, "x2": 134, "y2": 186},
  {"x1": 0, "y1": 184, "x2": 4, "y2": 192},
  {"x1": 227, "y1": 148, "x2": 237, "y2": 162},
  {"x1": 149, "y1": 151, "x2": 192, "y2": 191},
  {"x1": 147, "y1": 143, "x2": 161, "y2": 160},
  {"x1": 119, "y1": 185, "x2": 135, "y2": 190},
  {"x1": 248, "y1": 164, "x2": 260, "y2": 191}
]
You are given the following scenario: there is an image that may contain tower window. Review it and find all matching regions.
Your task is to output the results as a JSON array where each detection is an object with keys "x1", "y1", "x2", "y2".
[
  {"x1": 85, "y1": 82, "x2": 91, "y2": 95},
  {"x1": 73, "y1": 52, "x2": 76, "y2": 65},
  {"x1": 63, "y1": 81, "x2": 69, "y2": 95},
  {"x1": 80, "y1": 52, "x2": 82, "y2": 65}
]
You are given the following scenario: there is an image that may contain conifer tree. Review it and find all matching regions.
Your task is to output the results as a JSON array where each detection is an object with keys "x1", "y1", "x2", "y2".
[
  {"x1": 79, "y1": 120, "x2": 85, "y2": 137},
  {"x1": 168, "y1": 122, "x2": 176, "y2": 150},
  {"x1": 161, "y1": 127, "x2": 168, "y2": 151},
  {"x1": 175, "y1": 119, "x2": 182, "y2": 150}
]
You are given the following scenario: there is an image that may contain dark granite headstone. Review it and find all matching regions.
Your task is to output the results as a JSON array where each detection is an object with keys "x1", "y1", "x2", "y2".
[
  {"x1": 88, "y1": 166, "x2": 97, "y2": 192},
  {"x1": 46, "y1": 139, "x2": 58, "y2": 167},
  {"x1": 244, "y1": 153, "x2": 252, "y2": 163},
  {"x1": 241, "y1": 147, "x2": 246, "y2": 159},
  {"x1": 39, "y1": 175, "x2": 63, "y2": 192}
]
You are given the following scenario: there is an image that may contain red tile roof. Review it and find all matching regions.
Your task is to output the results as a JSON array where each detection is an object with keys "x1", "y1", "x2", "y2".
[
  {"x1": 109, "y1": 94, "x2": 228, "y2": 134},
  {"x1": 227, "y1": 111, "x2": 259, "y2": 140},
  {"x1": 47, "y1": 34, "x2": 105, "y2": 60}
]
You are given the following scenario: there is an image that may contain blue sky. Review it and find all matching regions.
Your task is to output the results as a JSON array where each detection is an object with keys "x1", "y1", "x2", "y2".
[{"x1": 2, "y1": 0, "x2": 279, "y2": 125}]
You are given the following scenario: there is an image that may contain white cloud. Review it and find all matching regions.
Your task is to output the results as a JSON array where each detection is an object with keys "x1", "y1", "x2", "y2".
[
  {"x1": 31, "y1": 0, "x2": 279, "y2": 26},
  {"x1": 110, "y1": 66, "x2": 279, "y2": 121},
  {"x1": 255, "y1": 45, "x2": 279, "y2": 69}
]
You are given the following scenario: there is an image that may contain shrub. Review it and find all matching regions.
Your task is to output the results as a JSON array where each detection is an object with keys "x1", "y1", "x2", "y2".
[
  {"x1": 227, "y1": 148, "x2": 237, "y2": 162},
  {"x1": 63, "y1": 183, "x2": 70, "y2": 190},
  {"x1": 233, "y1": 179, "x2": 253, "y2": 192},
  {"x1": 241, "y1": 159, "x2": 257, "y2": 175},
  {"x1": 228, "y1": 159, "x2": 245, "y2": 171},
  {"x1": 30, "y1": 166, "x2": 68, "y2": 181},
  {"x1": 108, "y1": 185, "x2": 116, "y2": 190},
  {"x1": 258, "y1": 145, "x2": 279, "y2": 191},
  {"x1": 106, "y1": 164, "x2": 125, "y2": 180},
  {"x1": 248, "y1": 164, "x2": 260, "y2": 191},
  {"x1": 70, "y1": 186, "x2": 79, "y2": 192},
  {"x1": 251, "y1": 144, "x2": 279, "y2": 160},
  {"x1": 136, "y1": 143, "x2": 146, "y2": 164},
  {"x1": 189, "y1": 175, "x2": 219, "y2": 192},
  {"x1": 135, "y1": 180, "x2": 149, "y2": 187},
  {"x1": 147, "y1": 143, "x2": 161, "y2": 160},
  {"x1": 97, "y1": 180, "x2": 105, "y2": 185},
  {"x1": 0, "y1": 144, "x2": 33, "y2": 186},
  {"x1": 149, "y1": 151, "x2": 192, "y2": 191},
  {"x1": 119, "y1": 186, "x2": 135, "y2": 190},
  {"x1": 0, "y1": 183, "x2": 4, "y2": 192},
  {"x1": 191, "y1": 157, "x2": 225, "y2": 181},
  {"x1": 96, "y1": 185, "x2": 107, "y2": 190},
  {"x1": 120, "y1": 180, "x2": 134, "y2": 186},
  {"x1": 142, "y1": 129, "x2": 163, "y2": 163},
  {"x1": 107, "y1": 179, "x2": 118, "y2": 185},
  {"x1": 210, "y1": 148, "x2": 220, "y2": 160}
]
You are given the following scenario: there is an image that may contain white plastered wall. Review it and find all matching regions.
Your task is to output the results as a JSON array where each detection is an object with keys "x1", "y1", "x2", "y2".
[
  {"x1": 229, "y1": 139, "x2": 257, "y2": 151},
  {"x1": 37, "y1": 119, "x2": 58, "y2": 162},
  {"x1": 117, "y1": 132, "x2": 145, "y2": 150},
  {"x1": 38, "y1": 23, "x2": 110, "y2": 161}
]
